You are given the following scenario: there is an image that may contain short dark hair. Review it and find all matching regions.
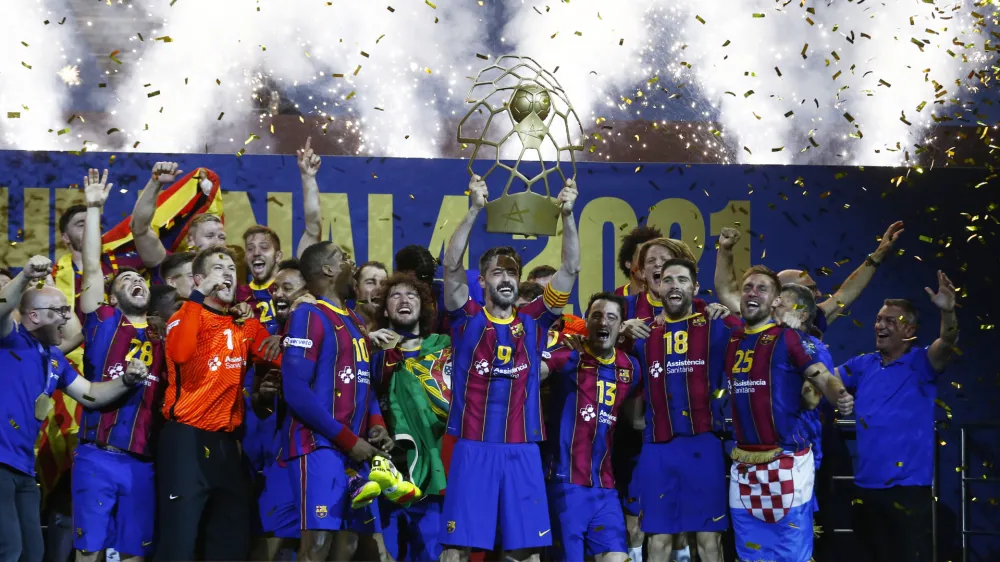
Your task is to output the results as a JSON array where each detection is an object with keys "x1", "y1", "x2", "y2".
[
  {"x1": 618, "y1": 225, "x2": 663, "y2": 277},
  {"x1": 517, "y1": 281, "x2": 545, "y2": 303},
  {"x1": 277, "y1": 258, "x2": 301, "y2": 273},
  {"x1": 395, "y1": 245, "x2": 437, "y2": 284},
  {"x1": 526, "y1": 265, "x2": 557, "y2": 282},
  {"x1": 478, "y1": 246, "x2": 522, "y2": 276},
  {"x1": 377, "y1": 272, "x2": 436, "y2": 337},
  {"x1": 883, "y1": 298, "x2": 919, "y2": 326},
  {"x1": 59, "y1": 205, "x2": 87, "y2": 234},
  {"x1": 585, "y1": 291, "x2": 628, "y2": 320},
  {"x1": 781, "y1": 283, "x2": 818, "y2": 325},
  {"x1": 192, "y1": 246, "x2": 237, "y2": 277},
  {"x1": 742, "y1": 264, "x2": 781, "y2": 293},
  {"x1": 660, "y1": 258, "x2": 698, "y2": 282},
  {"x1": 354, "y1": 261, "x2": 388, "y2": 283},
  {"x1": 148, "y1": 284, "x2": 177, "y2": 315},
  {"x1": 160, "y1": 252, "x2": 195, "y2": 280},
  {"x1": 300, "y1": 241, "x2": 336, "y2": 285},
  {"x1": 242, "y1": 225, "x2": 282, "y2": 251},
  {"x1": 109, "y1": 267, "x2": 143, "y2": 293}
]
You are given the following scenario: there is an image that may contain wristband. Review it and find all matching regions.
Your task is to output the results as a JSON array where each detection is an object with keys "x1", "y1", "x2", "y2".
[
  {"x1": 543, "y1": 284, "x2": 571, "y2": 309},
  {"x1": 865, "y1": 253, "x2": 881, "y2": 268}
]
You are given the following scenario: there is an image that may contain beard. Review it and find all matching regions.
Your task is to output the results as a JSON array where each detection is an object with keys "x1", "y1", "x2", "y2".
[
  {"x1": 390, "y1": 316, "x2": 419, "y2": 334},
  {"x1": 488, "y1": 281, "x2": 518, "y2": 308},
  {"x1": 662, "y1": 290, "x2": 693, "y2": 319},
  {"x1": 742, "y1": 303, "x2": 772, "y2": 324}
]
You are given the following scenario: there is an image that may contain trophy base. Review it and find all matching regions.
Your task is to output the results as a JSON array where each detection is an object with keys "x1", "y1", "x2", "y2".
[{"x1": 484, "y1": 191, "x2": 561, "y2": 237}]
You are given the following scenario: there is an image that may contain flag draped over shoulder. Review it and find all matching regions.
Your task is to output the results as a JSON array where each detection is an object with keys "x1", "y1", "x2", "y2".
[
  {"x1": 40, "y1": 168, "x2": 223, "y2": 503},
  {"x1": 386, "y1": 334, "x2": 452, "y2": 497}
]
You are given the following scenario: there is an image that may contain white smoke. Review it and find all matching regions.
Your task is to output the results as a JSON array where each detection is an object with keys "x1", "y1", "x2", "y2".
[
  {"x1": 114, "y1": 0, "x2": 486, "y2": 157},
  {"x1": 0, "y1": 0, "x2": 80, "y2": 151},
  {"x1": 667, "y1": 0, "x2": 984, "y2": 165}
]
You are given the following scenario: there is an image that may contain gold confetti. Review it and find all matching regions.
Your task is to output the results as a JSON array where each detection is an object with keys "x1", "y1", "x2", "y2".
[
  {"x1": 425, "y1": 0, "x2": 436, "y2": 7},
  {"x1": 155, "y1": 36, "x2": 173, "y2": 42},
  {"x1": 217, "y1": 112, "x2": 224, "y2": 120},
  {"x1": 109, "y1": 50, "x2": 122, "y2": 64},
  {"x1": 147, "y1": 90, "x2": 160, "y2": 98},
  {"x1": 345, "y1": 90, "x2": 356, "y2": 100},
  {"x1": 21, "y1": 62, "x2": 32, "y2": 70},
  {"x1": 752, "y1": 13, "x2": 765, "y2": 18},
  {"x1": 106, "y1": 128, "x2": 120, "y2": 135},
  {"x1": 843, "y1": 112, "x2": 855, "y2": 123},
  {"x1": 204, "y1": 446, "x2": 210, "y2": 458},
  {"x1": 56, "y1": 128, "x2": 70, "y2": 135},
  {"x1": 235, "y1": 148, "x2": 245, "y2": 157},
  {"x1": 801, "y1": 43, "x2": 809, "y2": 58},
  {"x1": 695, "y1": 15, "x2": 706, "y2": 24},
  {"x1": 9, "y1": 419, "x2": 19, "y2": 429},
  {"x1": 7, "y1": 112, "x2": 20, "y2": 119},
  {"x1": 376, "y1": 34, "x2": 386, "y2": 44},
  {"x1": 353, "y1": 65, "x2": 362, "y2": 76},
  {"x1": 745, "y1": 542, "x2": 761, "y2": 550}
]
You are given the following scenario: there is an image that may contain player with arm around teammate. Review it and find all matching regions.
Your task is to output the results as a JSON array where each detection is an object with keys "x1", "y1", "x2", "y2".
[{"x1": 541, "y1": 292, "x2": 640, "y2": 562}]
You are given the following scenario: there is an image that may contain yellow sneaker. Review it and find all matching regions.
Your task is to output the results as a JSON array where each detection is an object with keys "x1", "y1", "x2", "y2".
[
  {"x1": 369, "y1": 456, "x2": 422, "y2": 505},
  {"x1": 348, "y1": 473, "x2": 382, "y2": 509}
]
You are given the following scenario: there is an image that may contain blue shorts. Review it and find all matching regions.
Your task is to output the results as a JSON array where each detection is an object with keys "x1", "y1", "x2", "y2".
[
  {"x1": 380, "y1": 496, "x2": 444, "y2": 561},
  {"x1": 72, "y1": 444, "x2": 155, "y2": 556},
  {"x1": 260, "y1": 460, "x2": 300, "y2": 538},
  {"x1": 548, "y1": 482, "x2": 627, "y2": 560},
  {"x1": 638, "y1": 433, "x2": 728, "y2": 535},
  {"x1": 441, "y1": 439, "x2": 551, "y2": 550},
  {"x1": 615, "y1": 453, "x2": 642, "y2": 516},
  {"x1": 288, "y1": 447, "x2": 381, "y2": 533}
]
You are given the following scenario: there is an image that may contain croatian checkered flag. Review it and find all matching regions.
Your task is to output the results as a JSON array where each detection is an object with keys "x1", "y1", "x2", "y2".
[{"x1": 729, "y1": 448, "x2": 816, "y2": 562}]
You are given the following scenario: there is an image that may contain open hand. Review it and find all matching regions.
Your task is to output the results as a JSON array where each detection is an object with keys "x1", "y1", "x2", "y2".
[
  {"x1": 257, "y1": 335, "x2": 283, "y2": 362},
  {"x1": 83, "y1": 168, "x2": 113, "y2": 208},
  {"x1": 872, "y1": 220, "x2": 904, "y2": 262},
  {"x1": 925, "y1": 270, "x2": 956, "y2": 312}
]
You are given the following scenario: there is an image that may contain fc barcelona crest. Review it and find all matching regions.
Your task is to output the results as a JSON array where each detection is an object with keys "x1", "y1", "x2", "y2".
[
  {"x1": 760, "y1": 334, "x2": 777, "y2": 345},
  {"x1": 447, "y1": 520, "x2": 456, "y2": 533},
  {"x1": 315, "y1": 505, "x2": 328, "y2": 519},
  {"x1": 512, "y1": 324, "x2": 525, "y2": 338},
  {"x1": 618, "y1": 369, "x2": 632, "y2": 383},
  {"x1": 692, "y1": 315, "x2": 707, "y2": 326}
]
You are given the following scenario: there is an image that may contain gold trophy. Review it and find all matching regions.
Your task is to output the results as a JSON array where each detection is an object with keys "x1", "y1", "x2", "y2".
[{"x1": 458, "y1": 56, "x2": 584, "y2": 236}]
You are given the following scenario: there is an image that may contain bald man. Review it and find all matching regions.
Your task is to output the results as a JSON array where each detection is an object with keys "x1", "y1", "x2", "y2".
[
  {"x1": 1, "y1": 256, "x2": 150, "y2": 562},
  {"x1": 714, "y1": 221, "x2": 904, "y2": 337}
]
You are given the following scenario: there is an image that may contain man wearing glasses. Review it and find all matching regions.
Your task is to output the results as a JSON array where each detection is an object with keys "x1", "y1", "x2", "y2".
[{"x1": 0, "y1": 254, "x2": 149, "y2": 562}]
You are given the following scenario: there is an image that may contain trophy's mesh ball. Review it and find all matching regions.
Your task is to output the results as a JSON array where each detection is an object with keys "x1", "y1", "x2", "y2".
[{"x1": 509, "y1": 86, "x2": 552, "y2": 123}]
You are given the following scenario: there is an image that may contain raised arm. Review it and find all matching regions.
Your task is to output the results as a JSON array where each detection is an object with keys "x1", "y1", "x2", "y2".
[
  {"x1": 821, "y1": 221, "x2": 903, "y2": 324},
  {"x1": 545, "y1": 180, "x2": 580, "y2": 313},
  {"x1": 714, "y1": 227, "x2": 742, "y2": 313},
  {"x1": 925, "y1": 270, "x2": 958, "y2": 372},
  {"x1": 443, "y1": 176, "x2": 486, "y2": 312},
  {"x1": 296, "y1": 137, "x2": 323, "y2": 257},
  {"x1": 130, "y1": 163, "x2": 184, "y2": 268},
  {"x1": 65, "y1": 357, "x2": 147, "y2": 407},
  {"x1": 0, "y1": 256, "x2": 51, "y2": 337},
  {"x1": 81, "y1": 169, "x2": 112, "y2": 315}
]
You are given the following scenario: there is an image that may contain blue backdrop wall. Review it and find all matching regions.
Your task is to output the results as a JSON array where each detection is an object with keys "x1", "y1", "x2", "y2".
[{"x1": 2, "y1": 150, "x2": 998, "y2": 560}]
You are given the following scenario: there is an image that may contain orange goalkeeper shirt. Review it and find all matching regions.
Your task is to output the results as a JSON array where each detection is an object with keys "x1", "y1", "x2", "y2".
[{"x1": 164, "y1": 292, "x2": 276, "y2": 432}]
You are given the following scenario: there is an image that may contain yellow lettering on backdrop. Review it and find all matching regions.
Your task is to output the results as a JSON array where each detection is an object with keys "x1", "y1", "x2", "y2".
[
  {"x1": 647, "y1": 198, "x2": 706, "y2": 262},
  {"x1": 319, "y1": 193, "x2": 355, "y2": 259},
  {"x1": 0, "y1": 187, "x2": 50, "y2": 268},
  {"x1": 220, "y1": 191, "x2": 256, "y2": 248},
  {"x1": 427, "y1": 195, "x2": 469, "y2": 269},
  {"x1": 368, "y1": 194, "x2": 393, "y2": 269},
  {"x1": 267, "y1": 192, "x2": 292, "y2": 254},
  {"x1": 709, "y1": 200, "x2": 752, "y2": 277},
  {"x1": 54, "y1": 187, "x2": 86, "y2": 261},
  {"x1": 578, "y1": 197, "x2": 638, "y2": 311},
  {"x1": 520, "y1": 215, "x2": 574, "y2": 313}
]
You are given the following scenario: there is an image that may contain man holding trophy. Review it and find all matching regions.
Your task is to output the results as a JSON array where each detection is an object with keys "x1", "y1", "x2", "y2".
[{"x1": 440, "y1": 56, "x2": 583, "y2": 562}]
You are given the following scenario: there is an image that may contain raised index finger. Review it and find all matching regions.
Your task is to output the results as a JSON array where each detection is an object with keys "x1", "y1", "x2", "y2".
[{"x1": 304, "y1": 136, "x2": 312, "y2": 151}]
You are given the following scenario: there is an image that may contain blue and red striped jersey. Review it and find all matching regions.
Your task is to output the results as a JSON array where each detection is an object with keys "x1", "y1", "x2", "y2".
[
  {"x1": 614, "y1": 283, "x2": 631, "y2": 297},
  {"x1": 544, "y1": 347, "x2": 641, "y2": 488},
  {"x1": 624, "y1": 291, "x2": 662, "y2": 322},
  {"x1": 235, "y1": 280, "x2": 278, "y2": 334},
  {"x1": 81, "y1": 306, "x2": 165, "y2": 457},
  {"x1": 446, "y1": 297, "x2": 559, "y2": 443},
  {"x1": 632, "y1": 311, "x2": 729, "y2": 443},
  {"x1": 281, "y1": 298, "x2": 382, "y2": 458},
  {"x1": 725, "y1": 322, "x2": 822, "y2": 451}
]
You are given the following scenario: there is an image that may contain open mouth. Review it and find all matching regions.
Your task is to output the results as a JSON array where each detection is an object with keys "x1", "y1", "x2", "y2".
[
  {"x1": 222, "y1": 279, "x2": 233, "y2": 291},
  {"x1": 745, "y1": 299, "x2": 761, "y2": 312},
  {"x1": 498, "y1": 286, "x2": 515, "y2": 298},
  {"x1": 131, "y1": 286, "x2": 144, "y2": 298},
  {"x1": 251, "y1": 258, "x2": 267, "y2": 276},
  {"x1": 652, "y1": 271, "x2": 662, "y2": 284},
  {"x1": 667, "y1": 290, "x2": 684, "y2": 305},
  {"x1": 397, "y1": 305, "x2": 413, "y2": 315},
  {"x1": 274, "y1": 299, "x2": 290, "y2": 313},
  {"x1": 876, "y1": 330, "x2": 890, "y2": 341},
  {"x1": 595, "y1": 328, "x2": 611, "y2": 342}
]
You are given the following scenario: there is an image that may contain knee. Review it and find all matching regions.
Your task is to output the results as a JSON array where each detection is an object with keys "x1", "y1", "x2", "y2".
[
  {"x1": 625, "y1": 518, "x2": 644, "y2": 546},
  {"x1": 647, "y1": 534, "x2": 673, "y2": 553},
  {"x1": 696, "y1": 532, "x2": 722, "y2": 555},
  {"x1": 440, "y1": 547, "x2": 467, "y2": 562}
]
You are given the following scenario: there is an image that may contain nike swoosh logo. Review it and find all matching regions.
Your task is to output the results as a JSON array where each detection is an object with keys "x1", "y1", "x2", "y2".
[
  {"x1": 712, "y1": 515, "x2": 725, "y2": 522},
  {"x1": 169, "y1": 494, "x2": 180, "y2": 500},
  {"x1": 538, "y1": 529, "x2": 550, "y2": 537},
  {"x1": 142, "y1": 541, "x2": 152, "y2": 546}
]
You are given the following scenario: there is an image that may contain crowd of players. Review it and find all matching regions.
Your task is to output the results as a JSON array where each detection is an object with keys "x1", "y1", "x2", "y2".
[{"x1": 0, "y1": 137, "x2": 959, "y2": 562}]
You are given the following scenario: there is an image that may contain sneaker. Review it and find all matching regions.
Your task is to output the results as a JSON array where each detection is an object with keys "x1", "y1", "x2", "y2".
[
  {"x1": 348, "y1": 473, "x2": 381, "y2": 509},
  {"x1": 369, "y1": 456, "x2": 422, "y2": 505}
]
